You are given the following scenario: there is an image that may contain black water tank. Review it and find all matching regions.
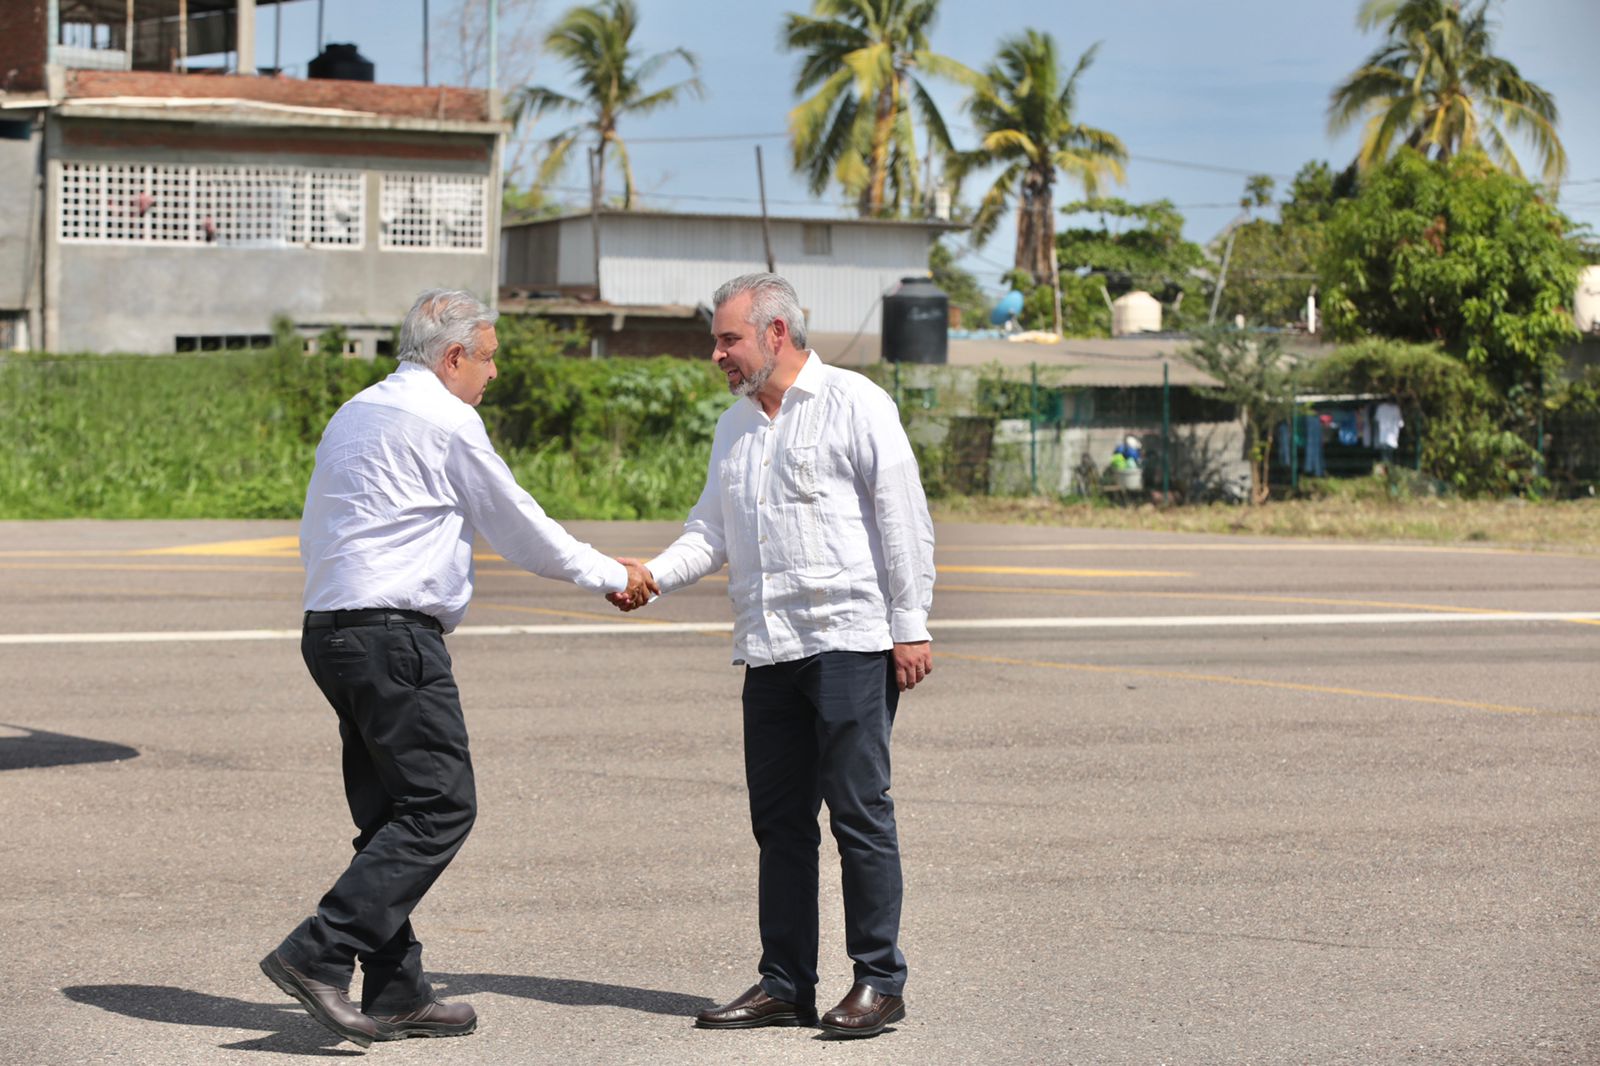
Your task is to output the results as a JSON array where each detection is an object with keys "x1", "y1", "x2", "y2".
[
  {"x1": 881, "y1": 276, "x2": 948, "y2": 364},
  {"x1": 308, "y1": 43, "x2": 375, "y2": 82}
]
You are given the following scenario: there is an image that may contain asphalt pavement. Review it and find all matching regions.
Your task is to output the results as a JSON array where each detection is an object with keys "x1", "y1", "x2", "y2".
[{"x1": 1, "y1": 519, "x2": 1596, "y2": 1065}]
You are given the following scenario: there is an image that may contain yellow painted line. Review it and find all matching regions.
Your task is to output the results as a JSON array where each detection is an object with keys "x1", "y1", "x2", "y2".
[
  {"x1": 936, "y1": 582, "x2": 1542, "y2": 617},
  {"x1": 938, "y1": 564, "x2": 1190, "y2": 578},
  {"x1": 934, "y1": 542, "x2": 1567, "y2": 558},
  {"x1": 0, "y1": 549, "x2": 161, "y2": 558},
  {"x1": 941, "y1": 651, "x2": 1553, "y2": 717},
  {"x1": 138, "y1": 535, "x2": 300, "y2": 558},
  {"x1": 473, "y1": 600, "x2": 682, "y2": 627},
  {"x1": 0, "y1": 562, "x2": 302, "y2": 574}
]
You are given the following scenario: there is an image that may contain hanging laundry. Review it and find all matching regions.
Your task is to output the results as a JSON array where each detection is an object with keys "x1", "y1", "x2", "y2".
[
  {"x1": 1334, "y1": 410, "x2": 1359, "y2": 446},
  {"x1": 1301, "y1": 413, "x2": 1325, "y2": 476},
  {"x1": 1374, "y1": 402, "x2": 1403, "y2": 451}
]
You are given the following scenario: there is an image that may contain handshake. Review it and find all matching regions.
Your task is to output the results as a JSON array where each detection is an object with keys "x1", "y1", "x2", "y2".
[{"x1": 609, "y1": 558, "x2": 658, "y2": 612}]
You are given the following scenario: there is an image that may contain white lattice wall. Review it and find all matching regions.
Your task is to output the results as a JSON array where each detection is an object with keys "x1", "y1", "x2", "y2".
[
  {"x1": 379, "y1": 173, "x2": 489, "y2": 253},
  {"x1": 57, "y1": 162, "x2": 364, "y2": 248}
]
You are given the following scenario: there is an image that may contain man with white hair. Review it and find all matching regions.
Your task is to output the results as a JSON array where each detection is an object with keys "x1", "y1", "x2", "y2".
[
  {"x1": 614, "y1": 273, "x2": 936, "y2": 1039},
  {"x1": 260, "y1": 289, "x2": 654, "y2": 1047}
]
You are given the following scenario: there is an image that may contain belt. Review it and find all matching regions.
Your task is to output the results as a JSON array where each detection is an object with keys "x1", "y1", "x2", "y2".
[{"x1": 303, "y1": 608, "x2": 443, "y2": 632}]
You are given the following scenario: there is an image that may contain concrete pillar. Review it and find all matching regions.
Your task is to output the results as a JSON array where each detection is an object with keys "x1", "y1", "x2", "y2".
[{"x1": 235, "y1": 0, "x2": 255, "y2": 74}]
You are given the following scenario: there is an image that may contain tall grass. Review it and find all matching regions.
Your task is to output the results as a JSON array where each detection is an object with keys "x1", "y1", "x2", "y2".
[
  {"x1": 0, "y1": 333, "x2": 725, "y2": 520},
  {"x1": 1, "y1": 351, "x2": 319, "y2": 517}
]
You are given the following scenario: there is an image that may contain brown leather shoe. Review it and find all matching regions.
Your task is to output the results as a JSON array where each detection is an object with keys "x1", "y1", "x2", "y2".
[
  {"x1": 694, "y1": 984, "x2": 817, "y2": 1029},
  {"x1": 370, "y1": 998, "x2": 478, "y2": 1041},
  {"x1": 259, "y1": 951, "x2": 377, "y2": 1048},
  {"x1": 819, "y1": 982, "x2": 905, "y2": 1038}
]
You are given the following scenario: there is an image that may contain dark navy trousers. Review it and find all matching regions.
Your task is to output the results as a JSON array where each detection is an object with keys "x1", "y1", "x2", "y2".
[
  {"x1": 278, "y1": 615, "x2": 476, "y2": 1014},
  {"x1": 742, "y1": 649, "x2": 906, "y2": 1008}
]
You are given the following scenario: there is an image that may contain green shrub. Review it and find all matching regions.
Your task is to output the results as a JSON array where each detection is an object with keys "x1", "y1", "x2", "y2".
[
  {"x1": 0, "y1": 319, "x2": 728, "y2": 520},
  {"x1": 1305, "y1": 338, "x2": 1545, "y2": 496}
]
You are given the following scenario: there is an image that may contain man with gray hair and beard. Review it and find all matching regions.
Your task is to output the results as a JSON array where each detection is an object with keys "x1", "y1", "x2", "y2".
[
  {"x1": 260, "y1": 288, "x2": 655, "y2": 1047},
  {"x1": 611, "y1": 273, "x2": 936, "y2": 1038}
]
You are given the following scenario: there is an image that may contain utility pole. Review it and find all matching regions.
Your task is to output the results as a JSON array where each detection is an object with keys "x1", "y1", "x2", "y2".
[
  {"x1": 487, "y1": 0, "x2": 498, "y2": 95},
  {"x1": 755, "y1": 145, "x2": 775, "y2": 273},
  {"x1": 236, "y1": 0, "x2": 256, "y2": 75},
  {"x1": 589, "y1": 147, "x2": 602, "y2": 293}
]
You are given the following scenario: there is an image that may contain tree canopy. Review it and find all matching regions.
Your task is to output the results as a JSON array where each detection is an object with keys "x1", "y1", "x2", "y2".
[
  {"x1": 951, "y1": 31, "x2": 1126, "y2": 281},
  {"x1": 1328, "y1": 0, "x2": 1566, "y2": 185},
  {"x1": 1056, "y1": 197, "x2": 1208, "y2": 330},
  {"x1": 1319, "y1": 149, "x2": 1584, "y2": 395},
  {"x1": 783, "y1": 0, "x2": 975, "y2": 217},
  {"x1": 510, "y1": 0, "x2": 702, "y2": 209}
]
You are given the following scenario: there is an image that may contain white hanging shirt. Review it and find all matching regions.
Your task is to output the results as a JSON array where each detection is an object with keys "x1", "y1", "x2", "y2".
[
  {"x1": 646, "y1": 352, "x2": 936, "y2": 668},
  {"x1": 301, "y1": 361, "x2": 627, "y2": 632},
  {"x1": 1374, "y1": 402, "x2": 1404, "y2": 450}
]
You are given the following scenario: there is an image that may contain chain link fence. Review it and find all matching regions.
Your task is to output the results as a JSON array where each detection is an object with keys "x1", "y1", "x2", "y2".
[
  {"x1": 858, "y1": 362, "x2": 1249, "y2": 504},
  {"x1": 857, "y1": 362, "x2": 1600, "y2": 501}
]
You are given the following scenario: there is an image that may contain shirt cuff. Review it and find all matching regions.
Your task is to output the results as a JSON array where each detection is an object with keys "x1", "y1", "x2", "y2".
[
  {"x1": 598, "y1": 557, "x2": 630, "y2": 594},
  {"x1": 643, "y1": 553, "x2": 681, "y2": 595},
  {"x1": 890, "y1": 608, "x2": 930, "y2": 644}
]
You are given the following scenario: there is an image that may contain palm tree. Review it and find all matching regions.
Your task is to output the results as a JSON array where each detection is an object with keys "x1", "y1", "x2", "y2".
[
  {"x1": 951, "y1": 31, "x2": 1127, "y2": 282},
  {"x1": 509, "y1": 0, "x2": 702, "y2": 209},
  {"x1": 783, "y1": 0, "x2": 976, "y2": 217},
  {"x1": 1328, "y1": 0, "x2": 1566, "y2": 185}
]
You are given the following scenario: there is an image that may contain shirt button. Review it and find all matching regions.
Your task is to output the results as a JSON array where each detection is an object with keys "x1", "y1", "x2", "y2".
[{"x1": 763, "y1": 459, "x2": 770, "y2": 466}]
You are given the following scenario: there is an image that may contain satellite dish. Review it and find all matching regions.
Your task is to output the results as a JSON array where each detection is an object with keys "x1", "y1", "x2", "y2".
[{"x1": 989, "y1": 289, "x2": 1024, "y2": 327}]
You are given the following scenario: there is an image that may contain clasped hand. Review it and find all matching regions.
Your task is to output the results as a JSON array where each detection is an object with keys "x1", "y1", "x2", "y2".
[{"x1": 608, "y1": 558, "x2": 658, "y2": 611}]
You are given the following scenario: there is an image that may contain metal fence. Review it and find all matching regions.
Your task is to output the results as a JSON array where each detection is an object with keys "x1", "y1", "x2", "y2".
[
  {"x1": 861, "y1": 362, "x2": 1600, "y2": 501},
  {"x1": 860, "y1": 362, "x2": 1249, "y2": 504}
]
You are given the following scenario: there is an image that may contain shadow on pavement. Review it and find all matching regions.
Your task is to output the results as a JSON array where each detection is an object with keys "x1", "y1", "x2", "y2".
[
  {"x1": 62, "y1": 984, "x2": 361, "y2": 1056},
  {"x1": 433, "y1": 972, "x2": 715, "y2": 1017},
  {"x1": 0, "y1": 724, "x2": 138, "y2": 771}
]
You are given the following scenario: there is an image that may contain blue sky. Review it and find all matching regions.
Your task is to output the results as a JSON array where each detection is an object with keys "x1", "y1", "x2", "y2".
[{"x1": 258, "y1": 0, "x2": 1599, "y2": 294}]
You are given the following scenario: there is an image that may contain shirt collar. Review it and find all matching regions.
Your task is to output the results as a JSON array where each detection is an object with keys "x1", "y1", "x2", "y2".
[{"x1": 787, "y1": 350, "x2": 824, "y2": 398}]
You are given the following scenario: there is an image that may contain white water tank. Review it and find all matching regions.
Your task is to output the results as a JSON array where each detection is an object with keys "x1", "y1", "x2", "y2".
[
  {"x1": 1112, "y1": 290, "x2": 1162, "y2": 336},
  {"x1": 1575, "y1": 265, "x2": 1600, "y2": 333}
]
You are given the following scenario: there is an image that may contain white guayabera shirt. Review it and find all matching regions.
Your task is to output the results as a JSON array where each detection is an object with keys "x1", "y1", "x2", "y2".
[
  {"x1": 301, "y1": 361, "x2": 627, "y2": 632},
  {"x1": 647, "y1": 351, "x2": 936, "y2": 668}
]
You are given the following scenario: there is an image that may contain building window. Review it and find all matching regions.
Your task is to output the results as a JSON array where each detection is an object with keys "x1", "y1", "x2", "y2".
[
  {"x1": 0, "y1": 312, "x2": 28, "y2": 351},
  {"x1": 58, "y1": 162, "x2": 363, "y2": 248},
  {"x1": 174, "y1": 334, "x2": 274, "y2": 352},
  {"x1": 379, "y1": 173, "x2": 489, "y2": 252},
  {"x1": 802, "y1": 223, "x2": 832, "y2": 256}
]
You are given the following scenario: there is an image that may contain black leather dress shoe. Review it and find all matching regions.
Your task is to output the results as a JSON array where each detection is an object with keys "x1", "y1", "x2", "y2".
[
  {"x1": 694, "y1": 984, "x2": 817, "y2": 1029},
  {"x1": 370, "y1": 998, "x2": 478, "y2": 1041},
  {"x1": 259, "y1": 951, "x2": 377, "y2": 1048},
  {"x1": 819, "y1": 982, "x2": 905, "y2": 1038}
]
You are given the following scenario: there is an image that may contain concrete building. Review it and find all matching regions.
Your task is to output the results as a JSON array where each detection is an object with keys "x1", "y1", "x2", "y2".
[
  {"x1": 499, "y1": 209, "x2": 963, "y2": 358},
  {"x1": 0, "y1": 0, "x2": 505, "y2": 354}
]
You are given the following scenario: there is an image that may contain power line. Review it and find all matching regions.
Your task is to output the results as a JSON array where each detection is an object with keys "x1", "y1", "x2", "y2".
[
  {"x1": 624, "y1": 130, "x2": 789, "y2": 144},
  {"x1": 1127, "y1": 154, "x2": 1295, "y2": 181}
]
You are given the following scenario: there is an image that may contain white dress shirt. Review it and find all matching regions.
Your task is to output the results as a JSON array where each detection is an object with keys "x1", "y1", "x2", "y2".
[
  {"x1": 301, "y1": 361, "x2": 627, "y2": 632},
  {"x1": 647, "y1": 351, "x2": 935, "y2": 667}
]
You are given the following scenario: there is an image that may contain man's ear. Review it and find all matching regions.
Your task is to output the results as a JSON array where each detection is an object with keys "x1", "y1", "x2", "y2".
[
  {"x1": 769, "y1": 316, "x2": 788, "y2": 350},
  {"x1": 441, "y1": 342, "x2": 464, "y2": 372}
]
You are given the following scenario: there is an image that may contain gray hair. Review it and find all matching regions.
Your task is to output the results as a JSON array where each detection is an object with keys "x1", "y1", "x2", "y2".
[
  {"x1": 396, "y1": 289, "x2": 498, "y2": 368},
  {"x1": 712, "y1": 272, "x2": 808, "y2": 350}
]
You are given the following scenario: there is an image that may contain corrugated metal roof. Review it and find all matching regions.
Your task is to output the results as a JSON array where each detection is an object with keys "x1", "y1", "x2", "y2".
[
  {"x1": 504, "y1": 208, "x2": 966, "y2": 233},
  {"x1": 812, "y1": 332, "x2": 1336, "y2": 388}
]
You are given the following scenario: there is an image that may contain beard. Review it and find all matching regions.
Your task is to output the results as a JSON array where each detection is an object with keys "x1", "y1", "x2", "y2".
[{"x1": 730, "y1": 335, "x2": 778, "y2": 398}]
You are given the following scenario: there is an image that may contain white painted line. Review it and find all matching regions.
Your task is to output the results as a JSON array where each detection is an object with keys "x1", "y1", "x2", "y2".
[
  {"x1": 0, "y1": 611, "x2": 1596, "y2": 646},
  {"x1": 932, "y1": 611, "x2": 1600, "y2": 629}
]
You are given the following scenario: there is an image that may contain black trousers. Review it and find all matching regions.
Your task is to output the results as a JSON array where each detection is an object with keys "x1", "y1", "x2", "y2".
[
  {"x1": 742, "y1": 649, "x2": 906, "y2": 1008},
  {"x1": 277, "y1": 614, "x2": 476, "y2": 1014}
]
